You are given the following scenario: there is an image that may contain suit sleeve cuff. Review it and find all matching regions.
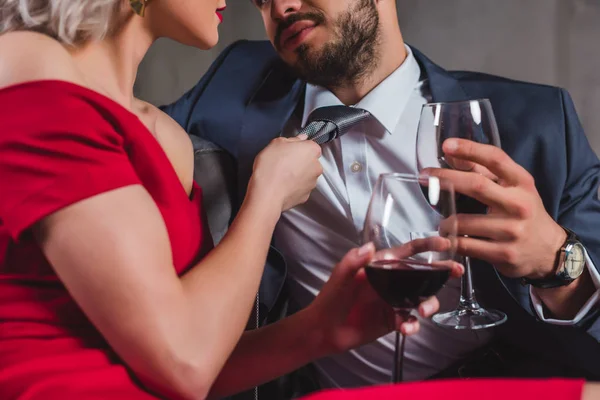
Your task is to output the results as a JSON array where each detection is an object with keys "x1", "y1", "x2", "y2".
[{"x1": 530, "y1": 249, "x2": 600, "y2": 325}]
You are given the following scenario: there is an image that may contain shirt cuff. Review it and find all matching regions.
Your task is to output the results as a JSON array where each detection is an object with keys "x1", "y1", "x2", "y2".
[{"x1": 530, "y1": 249, "x2": 600, "y2": 325}]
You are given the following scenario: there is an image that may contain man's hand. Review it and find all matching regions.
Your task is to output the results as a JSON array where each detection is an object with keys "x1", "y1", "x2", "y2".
[
  {"x1": 425, "y1": 138, "x2": 595, "y2": 320},
  {"x1": 426, "y1": 138, "x2": 567, "y2": 279}
]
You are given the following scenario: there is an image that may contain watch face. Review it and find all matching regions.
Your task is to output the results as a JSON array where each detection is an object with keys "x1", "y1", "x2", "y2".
[{"x1": 565, "y1": 243, "x2": 586, "y2": 278}]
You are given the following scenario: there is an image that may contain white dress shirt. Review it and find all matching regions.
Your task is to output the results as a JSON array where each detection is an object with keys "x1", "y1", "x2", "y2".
[{"x1": 274, "y1": 45, "x2": 600, "y2": 387}]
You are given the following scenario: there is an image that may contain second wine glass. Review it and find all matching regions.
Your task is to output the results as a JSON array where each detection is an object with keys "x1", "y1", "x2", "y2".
[
  {"x1": 416, "y1": 98, "x2": 507, "y2": 330},
  {"x1": 363, "y1": 173, "x2": 458, "y2": 383}
]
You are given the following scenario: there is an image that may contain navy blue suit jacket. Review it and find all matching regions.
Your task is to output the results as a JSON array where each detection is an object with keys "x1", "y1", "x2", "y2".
[{"x1": 162, "y1": 40, "x2": 600, "y2": 377}]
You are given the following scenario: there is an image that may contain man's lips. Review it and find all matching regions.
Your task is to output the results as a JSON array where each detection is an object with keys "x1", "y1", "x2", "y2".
[{"x1": 280, "y1": 21, "x2": 317, "y2": 50}]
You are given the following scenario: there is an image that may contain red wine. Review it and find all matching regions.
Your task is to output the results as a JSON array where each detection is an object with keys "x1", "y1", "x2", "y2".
[{"x1": 365, "y1": 259, "x2": 451, "y2": 309}]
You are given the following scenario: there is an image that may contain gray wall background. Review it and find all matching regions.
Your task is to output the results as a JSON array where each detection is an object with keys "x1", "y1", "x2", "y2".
[{"x1": 135, "y1": 0, "x2": 600, "y2": 155}]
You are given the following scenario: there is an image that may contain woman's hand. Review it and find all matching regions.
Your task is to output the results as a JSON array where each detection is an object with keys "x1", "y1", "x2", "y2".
[
  {"x1": 249, "y1": 135, "x2": 323, "y2": 212},
  {"x1": 304, "y1": 242, "x2": 462, "y2": 356}
]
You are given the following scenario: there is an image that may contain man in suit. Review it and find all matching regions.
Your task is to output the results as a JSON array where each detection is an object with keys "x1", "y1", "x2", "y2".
[{"x1": 162, "y1": 0, "x2": 600, "y2": 394}]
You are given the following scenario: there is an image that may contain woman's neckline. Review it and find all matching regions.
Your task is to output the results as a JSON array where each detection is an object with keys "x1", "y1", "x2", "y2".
[{"x1": 0, "y1": 79, "x2": 197, "y2": 201}]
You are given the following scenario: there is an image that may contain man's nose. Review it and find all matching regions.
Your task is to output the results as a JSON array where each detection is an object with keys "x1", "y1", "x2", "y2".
[{"x1": 270, "y1": 0, "x2": 302, "y2": 21}]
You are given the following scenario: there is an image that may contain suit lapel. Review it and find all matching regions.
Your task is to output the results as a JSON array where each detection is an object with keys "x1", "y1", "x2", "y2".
[
  {"x1": 236, "y1": 62, "x2": 305, "y2": 320},
  {"x1": 411, "y1": 46, "x2": 470, "y2": 103},
  {"x1": 237, "y1": 62, "x2": 305, "y2": 203}
]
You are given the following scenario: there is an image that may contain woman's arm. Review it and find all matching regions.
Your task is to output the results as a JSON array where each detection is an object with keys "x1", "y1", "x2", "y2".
[
  {"x1": 36, "y1": 132, "x2": 321, "y2": 400},
  {"x1": 209, "y1": 244, "x2": 453, "y2": 398},
  {"x1": 37, "y1": 184, "x2": 273, "y2": 399}
]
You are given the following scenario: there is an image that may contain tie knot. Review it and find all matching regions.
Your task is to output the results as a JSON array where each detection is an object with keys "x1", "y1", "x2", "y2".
[{"x1": 299, "y1": 106, "x2": 370, "y2": 144}]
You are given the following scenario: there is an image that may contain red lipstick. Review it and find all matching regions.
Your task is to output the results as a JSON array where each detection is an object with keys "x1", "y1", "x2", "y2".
[{"x1": 216, "y1": 7, "x2": 225, "y2": 23}]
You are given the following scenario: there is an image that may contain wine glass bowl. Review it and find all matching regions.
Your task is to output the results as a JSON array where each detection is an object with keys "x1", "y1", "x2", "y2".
[
  {"x1": 417, "y1": 99, "x2": 500, "y2": 170},
  {"x1": 365, "y1": 257, "x2": 453, "y2": 310}
]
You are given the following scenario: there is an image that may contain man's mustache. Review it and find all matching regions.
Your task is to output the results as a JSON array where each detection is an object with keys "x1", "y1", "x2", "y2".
[{"x1": 275, "y1": 12, "x2": 326, "y2": 50}]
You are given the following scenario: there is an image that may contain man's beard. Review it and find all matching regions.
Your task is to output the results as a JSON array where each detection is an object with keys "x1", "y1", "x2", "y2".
[{"x1": 290, "y1": 0, "x2": 380, "y2": 89}]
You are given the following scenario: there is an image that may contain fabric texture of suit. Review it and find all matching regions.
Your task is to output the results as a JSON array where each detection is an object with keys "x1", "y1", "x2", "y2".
[{"x1": 161, "y1": 41, "x2": 600, "y2": 390}]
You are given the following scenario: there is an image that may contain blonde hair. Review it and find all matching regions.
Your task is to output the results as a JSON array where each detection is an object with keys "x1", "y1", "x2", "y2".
[{"x1": 0, "y1": 0, "x2": 125, "y2": 46}]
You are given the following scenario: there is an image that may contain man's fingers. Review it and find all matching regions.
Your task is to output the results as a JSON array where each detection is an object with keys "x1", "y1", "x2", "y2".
[
  {"x1": 423, "y1": 168, "x2": 523, "y2": 214},
  {"x1": 445, "y1": 154, "x2": 499, "y2": 182},
  {"x1": 456, "y1": 237, "x2": 520, "y2": 276},
  {"x1": 450, "y1": 214, "x2": 522, "y2": 241},
  {"x1": 444, "y1": 154, "x2": 475, "y2": 171},
  {"x1": 442, "y1": 139, "x2": 529, "y2": 186}
]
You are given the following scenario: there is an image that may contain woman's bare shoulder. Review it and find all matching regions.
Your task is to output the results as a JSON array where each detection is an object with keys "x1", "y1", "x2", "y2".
[
  {"x1": 0, "y1": 31, "x2": 82, "y2": 89},
  {"x1": 134, "y1": 98, "x2": 189, "y2": 136}
]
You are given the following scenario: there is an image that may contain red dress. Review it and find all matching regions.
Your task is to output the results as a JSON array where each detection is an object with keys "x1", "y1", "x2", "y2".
[{"x1": 0, "y1": 80, "x2": 209, "y2": 399}]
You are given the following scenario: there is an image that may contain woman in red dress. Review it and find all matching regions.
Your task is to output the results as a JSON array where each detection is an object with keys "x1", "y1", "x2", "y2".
[{"x1": 0, "y1": 1, "x2": 446, "y2": 399}]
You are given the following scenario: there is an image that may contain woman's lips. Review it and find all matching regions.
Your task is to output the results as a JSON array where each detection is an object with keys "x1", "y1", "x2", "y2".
[{"x1": 216, "y1": 7, "x2": 226, "y2": 23}]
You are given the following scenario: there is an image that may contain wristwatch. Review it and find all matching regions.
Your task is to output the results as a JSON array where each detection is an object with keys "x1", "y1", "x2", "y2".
[{"x1": 522, "y1": 227, "x2": 586, "y2": 289}]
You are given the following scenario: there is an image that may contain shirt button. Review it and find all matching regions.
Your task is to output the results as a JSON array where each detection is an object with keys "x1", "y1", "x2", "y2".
[{"x1": 350, "y1": 162, "x2": 363, "y2": 173}]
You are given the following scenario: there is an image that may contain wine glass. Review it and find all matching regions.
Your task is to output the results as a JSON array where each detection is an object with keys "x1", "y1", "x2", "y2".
[
  {"x1": 416, "y1": 98, "x2": 507, "y2": 330},
  {"x1": 363, "y1": 173, "x2": 458, "y2": 383}
]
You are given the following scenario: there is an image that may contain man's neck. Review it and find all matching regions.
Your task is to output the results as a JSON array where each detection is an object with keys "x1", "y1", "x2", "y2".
[{"x1": 328, "y1": 36, "x2": 407, "y2": 105}]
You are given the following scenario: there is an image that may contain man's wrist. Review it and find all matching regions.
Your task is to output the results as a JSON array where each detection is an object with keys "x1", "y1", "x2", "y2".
[
  {"x1": 533, "y1": 268, "x2": 595, "y2": 320},
  {"x1": 530, "y1": 224, "x2": 568, "y2": 280}
]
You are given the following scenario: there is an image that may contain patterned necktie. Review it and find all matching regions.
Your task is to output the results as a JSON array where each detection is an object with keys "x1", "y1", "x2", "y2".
[{"x1": 298, "y1": 106, "x2": 371, "y2": 144}]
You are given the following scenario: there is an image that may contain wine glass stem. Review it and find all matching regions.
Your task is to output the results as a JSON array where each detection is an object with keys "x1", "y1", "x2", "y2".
[
  {"x1": 459, "y1": 256, "x2": 480, "y2": 309},
  {"x1": 392, "y1": 309, "x2": 411, "y2": 383}
]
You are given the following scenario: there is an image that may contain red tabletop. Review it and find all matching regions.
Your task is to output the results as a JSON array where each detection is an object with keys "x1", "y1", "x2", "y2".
[{"x1": 302, "y1": 379, "x2": 584, "y2": 400}]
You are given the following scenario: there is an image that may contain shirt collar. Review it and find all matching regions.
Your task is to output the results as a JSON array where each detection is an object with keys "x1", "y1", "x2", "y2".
[{"x1": 302, "y1": 45, "x2": 422, "y2": 134}]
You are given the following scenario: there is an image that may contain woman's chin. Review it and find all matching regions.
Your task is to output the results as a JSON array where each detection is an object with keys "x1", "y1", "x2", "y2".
[
  {"x1": 176, "y1": 31, "x2": 219, "y2": 50},
  {"x1": 203, "y1": 32, "x2": 220, "y2": 49}
]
